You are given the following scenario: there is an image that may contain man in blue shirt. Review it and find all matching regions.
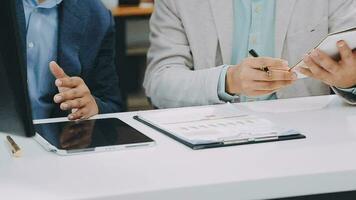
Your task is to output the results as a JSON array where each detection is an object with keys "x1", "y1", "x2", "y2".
[{"x1": 17, "y1": 0, "x2": 123, "y2": 119}]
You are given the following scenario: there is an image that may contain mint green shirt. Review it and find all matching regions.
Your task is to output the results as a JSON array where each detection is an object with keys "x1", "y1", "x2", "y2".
[{"x1": 218, "y1": 0, "x2": 277, "y2": 102}]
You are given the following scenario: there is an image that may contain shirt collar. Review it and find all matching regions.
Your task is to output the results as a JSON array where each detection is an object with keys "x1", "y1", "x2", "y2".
[{"x1": 23, "y1": 0, "x2": 63, "y2": 9}]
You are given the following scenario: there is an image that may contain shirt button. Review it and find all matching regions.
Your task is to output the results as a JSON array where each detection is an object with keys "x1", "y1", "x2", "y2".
[
  {"x1": 250, "y1": 36, "x2": 257, "y2": 45},
  {"x1": 28, "y1": 42, "x2": 34, "y2": 48},
  {"x1": 255, "y1": 5, "x2": 262, "y2": 13}
]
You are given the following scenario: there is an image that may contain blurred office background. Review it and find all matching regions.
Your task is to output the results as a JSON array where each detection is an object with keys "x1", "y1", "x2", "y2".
[{"x1": 101, "y1": 0, "x2": 154, "y2": 111}]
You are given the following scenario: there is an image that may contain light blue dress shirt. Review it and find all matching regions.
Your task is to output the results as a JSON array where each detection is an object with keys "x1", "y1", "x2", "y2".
[
  {"x1": 23, "y1": 0, "x2": 63, "y2": 119},
  {"x1": 218, "y1": 0, "x2": 277, "y2": 102}
]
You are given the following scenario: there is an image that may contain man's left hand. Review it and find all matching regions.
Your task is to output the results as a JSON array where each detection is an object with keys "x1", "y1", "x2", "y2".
[
  {"x1": 49, "y1": 61, "x2": 99, "y2": 120},
  {"x1": 299, "y1": 40, "x2": 356, "y2": 89}
]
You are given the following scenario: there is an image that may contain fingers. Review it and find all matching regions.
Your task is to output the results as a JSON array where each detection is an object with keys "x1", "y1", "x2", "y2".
[
  {"x1": 54, "y1": 86, "x2": 89, "y2": 103},
  {"x1": 55, "y1": 77, "x2": 83, "y2": 88},
  {"x1": 303, "y1": 54, "x2": 330, "y2": 81},
  {"x1": 337, "y1": 40, "x2": 354, "y2": 66},
  {"x1": 298, "y1": 67, "x2": 333, "y2": 86},
  {"x1": 67, "y1": 98, "x2": 98, "y2": 120},
  {"x1": 298, "y1": 67, "x2": 314, "y2": 78},
  {"x1": 260, "y1": 57, "x2": 289, "y2": 70},
  {"x1": 60, "y1": 97, "x2": 91, "y2": 111},
  {"x1": 51, "y1": 74, "x2": 98, "y2": 120},
  {"x1": 49, "y1": 61, "x2": 68, "y2": 79},
  {"x1": 251, "y1": 68, "x2": 297, "y2": 81},
  {"x1": 253, "y1": 80, "x2": 294, "y2": 91},
  {"x1": 245, "y1": 57, "x2": 289, "y2": 70},
  {"x1": 309, "y1": 49, "x2": 339, "y2": 73},
  {"x1": 240, "y1": 79, "x2": 293, "y2": 96},
  {"x1": 68, "y1": 107, "x2": 91, "y2": 120},
  {"x1": 247, "y1": 80, "x2": 293, "y2": 96}
]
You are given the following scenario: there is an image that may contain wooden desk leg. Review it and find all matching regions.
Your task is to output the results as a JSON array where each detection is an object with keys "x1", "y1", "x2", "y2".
[{"x1": 115, "y1": 17, "x2": 128, "y2": 111}]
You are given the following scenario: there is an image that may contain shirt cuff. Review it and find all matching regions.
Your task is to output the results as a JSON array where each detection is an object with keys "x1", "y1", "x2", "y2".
[
  {"x1": 336, "y1": 86, "x2": 356, "y2": 95},
  {"x1": 332, "y1": 86, "x2": 356, "y2": 105},
  {"x1": 217, "y1": 65, "x2": 239, "y2": 102}
]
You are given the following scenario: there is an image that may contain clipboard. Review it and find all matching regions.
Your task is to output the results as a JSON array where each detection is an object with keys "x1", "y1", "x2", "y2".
[{"x1": 134, "y1": 115, "x2": 306, "y2": 150}]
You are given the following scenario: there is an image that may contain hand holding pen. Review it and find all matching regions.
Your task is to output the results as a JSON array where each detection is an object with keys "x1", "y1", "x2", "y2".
[{"x1": 225, "y1": 49, "x2": 297, "y2": 97}]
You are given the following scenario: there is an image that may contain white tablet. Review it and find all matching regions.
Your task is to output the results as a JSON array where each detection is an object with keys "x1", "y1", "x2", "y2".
[
  {"x1": 34, "y1": 118, "x2": 155, "y2": 156},
  {"x1": 293, "y1": 27, "x2": 356, "y2": 79}
]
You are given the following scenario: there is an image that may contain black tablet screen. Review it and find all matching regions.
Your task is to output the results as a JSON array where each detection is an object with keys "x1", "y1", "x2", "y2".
[{"x1": 34, "y1": 118, "x2": 153, "y2": 151}]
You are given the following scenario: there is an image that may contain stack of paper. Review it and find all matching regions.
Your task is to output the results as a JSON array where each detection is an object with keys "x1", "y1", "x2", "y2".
[{"x1": 136, "y1": 105, "x2": 301, "y2": 146}]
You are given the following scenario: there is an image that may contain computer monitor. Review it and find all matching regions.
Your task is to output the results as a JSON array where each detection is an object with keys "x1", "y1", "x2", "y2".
[{"x1": 0, "y1": 0, "x2": 35, "y2": 137}]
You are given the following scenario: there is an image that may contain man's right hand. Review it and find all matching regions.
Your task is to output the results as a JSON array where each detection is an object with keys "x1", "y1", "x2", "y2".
[
  {"x1": 49, "y1": 61, "x2": 99, "y2": 120},
  {"x1": 226, "y1": 57, "x2": 297, "y2": 96}
]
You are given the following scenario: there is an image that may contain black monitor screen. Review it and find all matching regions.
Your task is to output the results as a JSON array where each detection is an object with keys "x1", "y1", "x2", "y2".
[{"x1": 0, "y1": 0, "x2": 35, "y2": 137}]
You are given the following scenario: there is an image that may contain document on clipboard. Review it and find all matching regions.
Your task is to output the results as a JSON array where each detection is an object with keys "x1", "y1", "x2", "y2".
[{"x1": 134, "y1": 104, "x2": 305, "y2": 150}]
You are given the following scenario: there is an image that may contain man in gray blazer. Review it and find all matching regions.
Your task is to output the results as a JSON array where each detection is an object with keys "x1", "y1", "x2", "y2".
[{"x1": 144, "y1": 0, "x2": 356, "y2": 108}]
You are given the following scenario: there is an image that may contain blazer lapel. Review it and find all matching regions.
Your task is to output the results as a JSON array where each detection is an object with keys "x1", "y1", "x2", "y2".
[
  {"x1": 275, "y1": 0, "x2": 296, "y2": 58},
  {"x1": 57, "y1": 0, "x2": 89, "y2": 76},
  {"x1": 208, "y1": 0, "x2": 234, "y2": 64}
]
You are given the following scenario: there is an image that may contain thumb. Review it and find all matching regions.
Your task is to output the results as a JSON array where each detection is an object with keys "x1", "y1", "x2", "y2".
[{"x1": 49, "y1": 61, "x2": 68, "y2": 79}]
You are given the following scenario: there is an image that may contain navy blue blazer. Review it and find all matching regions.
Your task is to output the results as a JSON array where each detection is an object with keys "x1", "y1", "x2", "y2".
[{"x1": 16, "y1": 0, "x2": 123, "y2": 117}]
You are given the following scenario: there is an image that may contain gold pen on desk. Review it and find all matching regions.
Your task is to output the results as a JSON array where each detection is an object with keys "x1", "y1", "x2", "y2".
[{"x1": 6, "y1": 136, "x2": 22, "y2": 157}]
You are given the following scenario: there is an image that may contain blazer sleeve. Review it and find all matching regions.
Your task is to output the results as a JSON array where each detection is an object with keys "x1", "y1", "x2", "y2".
[
  {"x1": 329, "y1": 0, "x2": 356, "y2": 33},
  {"x1": 143, "y1": 0, "x2": 224, "y2": 109},
  {"x1": 328, "y1": 0, "x2": 356, "y2": 104},
  {"x1": 89, "y1": 12, "x2": 123, "y2": 114}
]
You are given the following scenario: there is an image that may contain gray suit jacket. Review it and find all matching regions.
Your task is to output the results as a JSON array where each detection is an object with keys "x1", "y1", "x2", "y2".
[{"x1": 144, "y1": 0, "x2": 356, "y2": 108}]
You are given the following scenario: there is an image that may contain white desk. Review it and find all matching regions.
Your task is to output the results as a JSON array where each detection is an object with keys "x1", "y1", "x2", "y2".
[{"x1": 1, "y1": 95, "x2": 356, "y2": 200}]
